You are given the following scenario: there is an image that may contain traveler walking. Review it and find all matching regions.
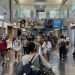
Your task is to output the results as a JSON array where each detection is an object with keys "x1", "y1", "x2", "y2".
[{"x1": 58, "y1": 35, "x2": 67, "y2": 60}]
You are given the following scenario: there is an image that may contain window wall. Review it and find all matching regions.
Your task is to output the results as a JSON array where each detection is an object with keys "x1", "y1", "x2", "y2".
[
  {"x1": 16, "y1": 5, "x2": 31, "y2": 19},
  {"x1": 47, "y1": 8, "x2": 68, "y2": 19},
  {"x1": 49, "y1": 9, "x2": 59, "y2": 18},
  {"x1": 69, "y1": 3, "x2": 75, "y2": 16},
  {"x1": 15, "y1": 2, "x2": 39, "y2": 21}
]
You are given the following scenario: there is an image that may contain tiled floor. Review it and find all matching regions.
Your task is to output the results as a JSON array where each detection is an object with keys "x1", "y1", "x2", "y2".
[{"x1": 0, "y1": 47, "x2": 75, "y2": 75}]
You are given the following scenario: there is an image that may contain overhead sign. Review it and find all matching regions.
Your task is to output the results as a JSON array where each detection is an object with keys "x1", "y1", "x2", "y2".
[{"x1": 38, "y1": 12, "x2": 46, "y2": 19}]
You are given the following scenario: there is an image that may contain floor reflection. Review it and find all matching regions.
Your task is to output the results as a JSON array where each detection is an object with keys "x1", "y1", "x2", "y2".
[
  {"x1": 59, "y1": 61, "x2": 65, "y2": 75},
  {"x1": 1, "y1": 47, "x2": 75, "y2": 75}
]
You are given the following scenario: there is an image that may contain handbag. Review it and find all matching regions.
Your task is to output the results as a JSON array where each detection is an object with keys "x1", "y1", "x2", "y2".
[{"x1": 16, "y1": 54, "x2": 41, "y2": 75}]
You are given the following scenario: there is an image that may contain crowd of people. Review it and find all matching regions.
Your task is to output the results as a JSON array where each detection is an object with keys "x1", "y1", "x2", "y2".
[{"x1": 0, "y1": 30, "x2": 70, "y2": 75}]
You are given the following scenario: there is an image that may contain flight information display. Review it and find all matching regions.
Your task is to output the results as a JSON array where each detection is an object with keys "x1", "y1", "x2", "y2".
[
  {"x1": 52, "y1": 19, "x2": 63, "y2": 28},
  {"x1": 44, "y1": 19, "x2": 63, "y2": 29}
]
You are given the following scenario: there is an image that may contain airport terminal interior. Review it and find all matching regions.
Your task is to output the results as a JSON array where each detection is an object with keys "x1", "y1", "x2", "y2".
[{"x1": 0, "y1": 0, "x2": 75, "y2": 75}]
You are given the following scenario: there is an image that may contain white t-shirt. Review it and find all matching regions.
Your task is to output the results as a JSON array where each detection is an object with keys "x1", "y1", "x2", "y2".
[
  {"x1": 42, "y1": 41, "x2": 52, "y2": 54},
  {"x1": 66, "y1": 37, "x2": 70, "y2": 42},
  {"x1": 22, "y1": 54, "x2": 34, "y2": 65},
  {"x1": 22, "y1": 53, "x2": 52, "y2": 69},
  {"x1": 58, "y1": 38, "x2": 66, "y2": 48},
  {"x1": 38, "y1": 47, "x2": 52, "y2": 68},
  {"x1": 58, "y1": 39, "x2": 66, "y2": 44},
  {"x1": 12, "y1": 39, "x2": 22, "y2": 51},
  {"x1": 7, "y1": 39, "x2": 12, "y2": 48},
  {"x1": 22, "y1": 39, "x2": 28, "y2": 47}
]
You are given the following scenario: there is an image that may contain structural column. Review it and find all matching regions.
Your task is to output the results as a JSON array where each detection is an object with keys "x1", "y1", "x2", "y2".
[{"x1": 9, "y1": 0, "x2": 12, "y2": 22}]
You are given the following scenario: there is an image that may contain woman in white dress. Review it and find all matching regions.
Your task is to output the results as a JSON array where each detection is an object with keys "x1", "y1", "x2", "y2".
[{"x1": 12, "y1": 38, "x2": 22, "y2": 62}]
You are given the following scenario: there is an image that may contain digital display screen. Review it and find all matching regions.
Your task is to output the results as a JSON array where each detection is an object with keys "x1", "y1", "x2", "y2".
[
  {"x1": 52, "y1": 19, "x2": 63, "y2": 28},
  {"x1": 44, "y1": 19, "x2": 63, "y2": 29}
]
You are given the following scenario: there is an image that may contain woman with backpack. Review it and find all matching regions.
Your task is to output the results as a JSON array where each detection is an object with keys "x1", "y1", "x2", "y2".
[{"x1": 58, "y1": 35, "x2": 67, "y2": 60}]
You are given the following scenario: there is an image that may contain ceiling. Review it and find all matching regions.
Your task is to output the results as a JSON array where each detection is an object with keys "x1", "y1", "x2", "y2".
[{"x1": 15, "y1": 0, "x2": 67, "y2": 5}]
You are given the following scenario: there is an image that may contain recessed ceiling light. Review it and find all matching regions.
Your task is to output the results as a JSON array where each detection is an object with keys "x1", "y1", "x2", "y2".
[
  {"x1": 18, "y1": 0, "x2": 28, "y2": 4},
  {"x1": 56, "y1": 0, "x2": 63, "y2": 4}
]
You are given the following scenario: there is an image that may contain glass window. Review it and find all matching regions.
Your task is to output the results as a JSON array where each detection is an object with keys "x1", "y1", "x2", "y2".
[
  {"x1": 49, "y1": 10, "x2": 59, "y2": 18},
  {"x1": 70, "y1": 4, "x2": 75, "y2": 14},
  {"x1": 16, "y1": 6, "x2": 31, "y2": 19}
]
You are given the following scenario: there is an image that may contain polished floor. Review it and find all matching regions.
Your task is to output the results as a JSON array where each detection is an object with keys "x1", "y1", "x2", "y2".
[
  {"x1": 0, "y1": 47, "x2": 75, "y2": 75},
  {"x1": 50, "y1": 47, "x2": 75, "y2": 75}
]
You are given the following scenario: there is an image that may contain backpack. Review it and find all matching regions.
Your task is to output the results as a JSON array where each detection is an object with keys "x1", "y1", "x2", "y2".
[
  {"x1": 60, "y1": 40, "x2": 66, "y2": 48},
  {"x1": 16, "y1": 55, "x2": 40, "y2": 75}
]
